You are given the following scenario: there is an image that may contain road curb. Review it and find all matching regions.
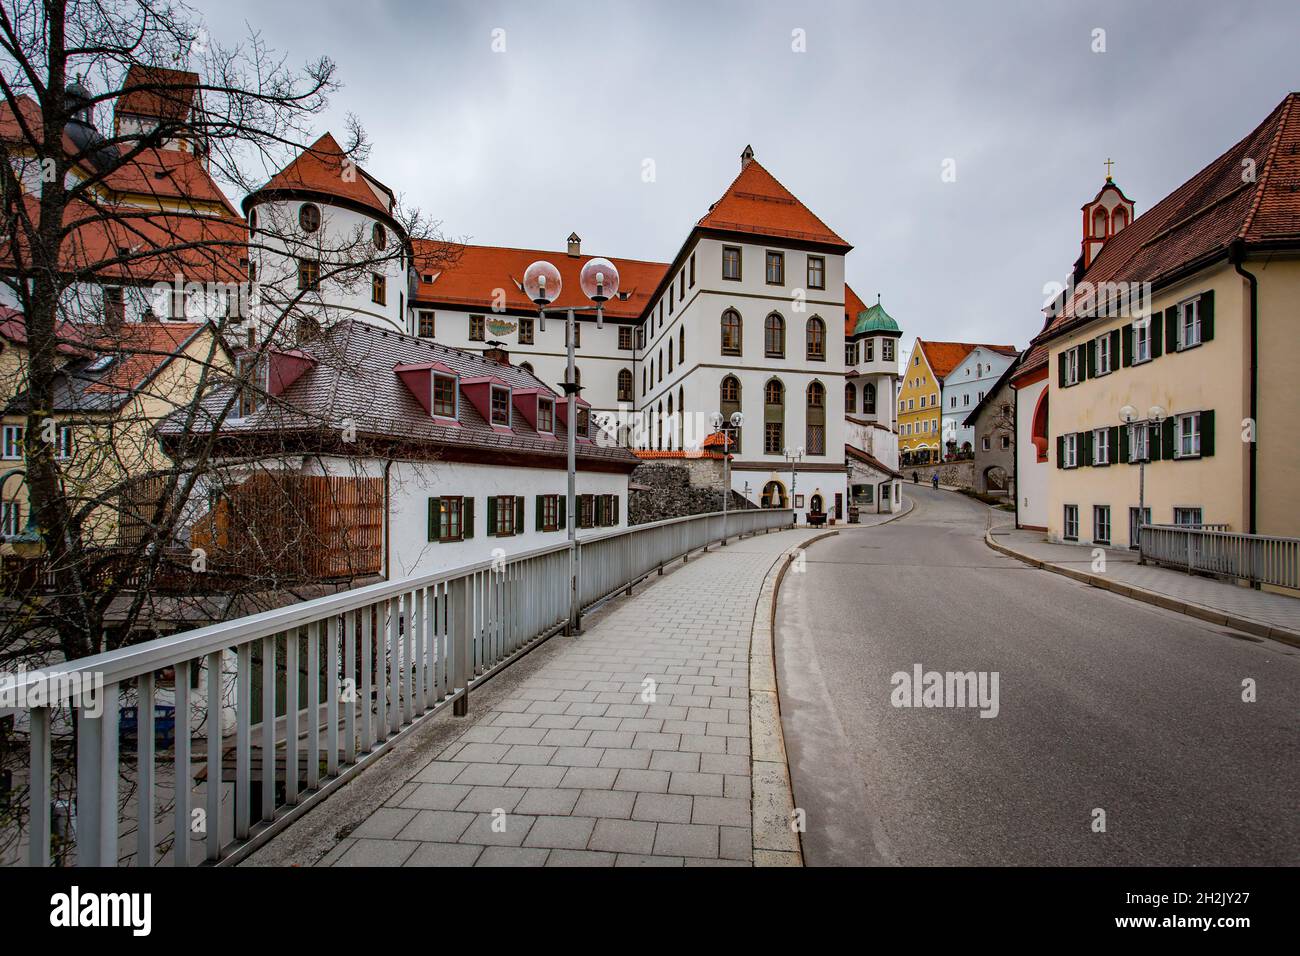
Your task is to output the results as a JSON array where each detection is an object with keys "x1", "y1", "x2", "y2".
[
  {"x1": 983, "y1": 530, "x2": 1300, "y2": 649},
  {"x1": 749, "y1": 528, "x2": 838, "y2": 867}
]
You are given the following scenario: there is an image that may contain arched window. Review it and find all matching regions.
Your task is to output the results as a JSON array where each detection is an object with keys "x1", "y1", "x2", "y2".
[
  {"x1": 764, "y1": 378, "x2": 785, "y2": 454},
  {"x1": 720, "y1": 375, "x2": 741, "y2": 453},
  {"x1": 520, "y1": 361, "x2": 534, "y2": 376},
  {"x1": 642, "y1": 366, "x2": 647, "y2": 395},
  {"x1": 617, "y1": 368, "x2": 633, "y2": 403},
  {"x1": 1092, "y1": 206, "x2": 1108, "y2": 239},
  {"x1": 656, "y1": 401, "x2": 663, "y2": 450},
  {"x1": 845, "y1": 382, "x2": 856, "y2": 410},
  {"x1": 1032, "y1": 388, "x2": 1050, "y2": 463},
  {"x1": 299, "y1": 202, "x2": 321, "y2": 233},
  {"x1": 806, "y1": 381, "x2": 826, "y2": 455},
  {"x1": 1113, "y1": 207, "x2": 1128, "y2": 232},
  {"x1": 806, "y1": 316, "x2": 825, "y2": 361},
  {"x1": 679, "y1": 326, "x2": 685, "y2": 364},
  {"x1": 761, "y1": 480, "x2": 787, "y2": 509},
  {"x1": 667, "y1": 393, "x2": 675, "y2": 449},
  {"x1": 668, "y1": 339, "x2": 673, "y2": 372},
  {"x1": 721, "y1": 309, "x2": 742, "y2": 355},
  {"x1": 658, "y1": 349, "x2": 663, "y2": 383},
  {"x1": 765, "y1": 313, "x2": 785, "y2": 358},
  {"x1": 678, "y1": 386, "x2": 685, "y2": 451},
  {"x1": 863, "y1": 382, "x2": 876, "y2": 415}
]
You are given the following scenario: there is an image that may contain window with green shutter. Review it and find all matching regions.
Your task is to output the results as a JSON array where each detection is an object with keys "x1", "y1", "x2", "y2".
[
  {"x1": 1121, "y1": 324, "x2": 1134, "y2": 366},
  {"x1": 1200, "y1": 290, "x2": 1215, "y2": 342},
  {"x1": 1150, "y1": 311, "x2": 1164, "y2": 358},
  {"x1": 462, "y1": 497, "x2": 474, "y2": 539},
  {"x1": 1164, "y1": 306, "x2": 1178, "y2": 354},
  {"x1": 1201, "y1": 409, "x2": 1215, "y2": 456}
]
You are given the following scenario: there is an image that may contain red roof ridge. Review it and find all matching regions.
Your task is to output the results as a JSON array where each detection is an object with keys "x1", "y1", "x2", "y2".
[{"x1": 696, "y1": 157, "x2": 849, "y2": 249}]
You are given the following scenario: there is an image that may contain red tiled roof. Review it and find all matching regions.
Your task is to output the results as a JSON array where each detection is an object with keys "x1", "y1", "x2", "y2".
[
  {"x1": 844, "y1": 283, "x2": 868, "y2": 336},
  {"x1": 1033, "y1": 92, "x2": 1300, "y2": 355},
  {"x1": 633, "y1": 449, "x2": 725, "y2": 460},
  {"x1": 99, "y1": 147, "x2": 238, "y2": 216},
  {"x1": 83, "y1": 322, "x2": 209, "y2": 394},
  {"x1": 696, "y1": 158, "x2": 850, "y2": 250},
  {"x1": 251, "y1": 132, "x2": 394, "y2": 219},
  {"x1": 114, "y1": 65, "x2": 199, "y2": 122},
  {"x1": 411, "y1": 241, "x2": 669, "y2": 322},
  {"x1": 920, "y1": 340, "x2": 1018, "y2": 380},
  {"x1": 0, "y1": 308, "x2": 89, "y2": 356}
]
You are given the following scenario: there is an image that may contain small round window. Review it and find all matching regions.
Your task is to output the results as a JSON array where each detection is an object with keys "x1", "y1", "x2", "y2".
[
  {"x1": 372, "y1": 223, "x2": 386, "y2": 250},
  {"x1": 299, "y1": 203, "x2": 321, "y2": 233}
]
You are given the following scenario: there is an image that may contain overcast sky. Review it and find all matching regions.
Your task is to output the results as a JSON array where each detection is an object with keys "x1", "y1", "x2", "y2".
[{"x1": 199, "y1": 0, "x2": 1299, "y2": 359}]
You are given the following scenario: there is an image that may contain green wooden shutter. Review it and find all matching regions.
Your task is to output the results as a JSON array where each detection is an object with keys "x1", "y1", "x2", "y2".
[
  {"x1": 1151, "y1": 311, "x2": 1163, "y2": 358},
  {"x1": 1108, "y1": 426, "x2": 1120, "y2": 465},
  {"x1": 1110, "y1": 328, "x2": 1121, "y2": 368},
  {"x1": 1200, "y1": 291, "x2": 1214, "y2": 342},
  {"x1": 1200, "y1": 409, "x2": 1215, "y2": 457},
  {"x1": 1056, "y1": 435, "x2": 1065, "y2": 469},
  {"x1": 595, "y1": 495, "x2": 605, "y2": 527},
  {"x1": 1078, "y1": 346, "x2": 1088, "y2": 382},
  {"x1": 558, "y1": 496, "x2": 566, "y2": 529},
  {"x1": 1121, "y1": 325, "x2": 1133, "y2": 366},
  {"x1": 1164, "y1": 306, "x2": 1178, "y2": 353},
  {"x1": 1161, "y1": 418, "x2": 1176, "y2": 459},
  {"x1": 514, "y1": 495, "x2": 524, "y2": 535},
  {"x1": 612, "y1": 495, "x2": 620, "y2": 525},
  {"x1": 1118, "y1": 426, "x2": 1130, "y2": 464},
  {"x1": 1085, "y1": 340, "x2": 1096, "y2": 378},
  {"x1": 1081, "y1": 429, "x2": 1093, "y2": 466},
  {"x1": 428, "y1": 497, "x2": 440, "y2": 542},
  {"x1": 1058, "y1": 352, "x2": 1067, "y2": 387},
  {"x1": 536, "y1": 495, "x2": 544, "y2": 531},
  {"x1": 462, "y1": 497, "x2": 474, "y2": 539},
  {"x1": 1148, "y1": 424, "x2": 1161, "y2": 462}
]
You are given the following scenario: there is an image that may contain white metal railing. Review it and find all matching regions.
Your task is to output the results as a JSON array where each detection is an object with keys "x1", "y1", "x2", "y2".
[
  {"x1": 1140, "y1": 524, "x2": 1300, "y2": 589},
  {"x1": 4, "y1": 507, "x2": 792, "y2": 868}
]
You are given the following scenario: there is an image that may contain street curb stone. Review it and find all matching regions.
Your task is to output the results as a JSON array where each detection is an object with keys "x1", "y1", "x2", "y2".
[
  {"x1": 983, "y1": 530, "x2": 1300, "y2": 649},
  {"x1": 749, "y1": 528, "x2": 839, "y2": 866}
]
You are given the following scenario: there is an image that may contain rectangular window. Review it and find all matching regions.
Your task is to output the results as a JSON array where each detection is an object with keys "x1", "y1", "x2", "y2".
[
  {"x1": 1063, "y1": 504, "x2": 1079, "y2": 541},
  {"x1": 669, "y1": 284, "x2": 674, "y2": 315},
  {"x1": 1092, "y1": 428, "x2": 1109, "y2": 465},
  {"x1": 490, "y1": 386, "x2": 511, "y2": 427},
  {"x1": 1134, "y1": 321, "x2": 1152, "y2": 363},
  {"x1": 618, "y1": 326, "x2": 633, "y2": 350},
  {"x1": 494, "y1": 495, "x2": 517, "y2": 536},
  {"x1": 1174, "y1": 507, "x2": 1203, "y2": 527},
  {"x1": 540, "y1": 494, "x2": 559, "y2": 532},
  {"x1": 1129, "y1": 507, "x2": 1151, "y2": 550},
  {"x1": 845, "y1": 342, "x2": 856, "y2": 365},
  {"x1": 679, "y1": 269, "x2": 686, "y2": 300},
  {"x1": 236, "y1": 354, "x2": 265, "y2": 419},
  {"x1": 765, "y1": 250, "x2": 785, "y2": 285},
  {"x1": 575, "y1": 407, "x2": 590, "y2": 438},
  {"x1": 1000, "y1": 435, "x2": 1010, "y2": 450},
  {"x1": 1176, "y1": 412, "x2": 1200, "y2": 458},
  {"x1": 417, "y1": 311, "x2": 435, "y2": 338},
  {"x1": 982, "y1": 437, "x2": 990, "y2": 451},
  {"x1": 0, "y1": 500, "x2": 19, "y2": 537},
  {"x1": 1177, "y1": 298, "x2": 1201, "y2": 350},
  {"x1": 764, "y1": 421, "x2": 783, "y2": 454},
  {"x1": 689, "y1": 253, "x2": 696, "y2": 287},
  {"x1": 807, "y1": 255, "x2": 825, "y2": 290},
  {"x1": 371, "y1": 273, "x2": 386, "y2": 305},
  {"x1": 636, "y1": 324, "x2": 646, "y2": 349},
  {"x1": 298, "y1": 258, "x2": 320, "y2": 291},
  {"x1": 1128, "y1": 422, "x2": 1149, "y2": 461},
  {"x1": 883, "y1": 339, "x2": 894, "y2": 362},
  {"x1": 432, "y1": 374, "x2": 457, "y2": 418},
  {"x1": 537, "y1": 398, "x2": 554, "y2": 433},
  {"x1": 437, "y1": 495, "x2": 463, "y2": 542},
  {"x1": 54, "y1": 425, "x2": 72, "y2": 460},
  {"x1": 518, "y1": 318, "x2": 534, "y2": 345},
  {"x1": 578, "y1": 494, "x2": 595, "y2": 529},
  {"x1": 722, "y1": 246, "x2": 742, "y2": 281},
  {"x1": 469, "y1": 315, "x2": 485, "y2": 341},
  {"x1": 1064, "y1": 347, "x2": 1080, "y2": 385},
  {"x1": 1096, "y1": 333, "x2": 1112, "y2": 374},
  {"x1": 1093, "y1": 505, "x2": 1111, "y2": 545},
  {"x1": 2, "y1": 425, "x2": 23, "y2": 460},
  {"x1": 1064, "y1": 433, "x2": 1078, "y2": 468}
]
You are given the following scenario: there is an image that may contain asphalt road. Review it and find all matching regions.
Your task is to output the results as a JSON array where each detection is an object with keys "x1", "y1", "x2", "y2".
[{"x1": 775, "y1": 485, "x2": 1300, "y2": 866}]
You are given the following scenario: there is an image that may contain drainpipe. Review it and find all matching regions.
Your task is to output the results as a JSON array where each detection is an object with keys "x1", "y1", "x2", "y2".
[
  {"x1": 383, "y1": 458, "x2": 395, "y2": 578},
  {"x1": 1229, "y1": 240, "x2": 1258, "y2": 537}
]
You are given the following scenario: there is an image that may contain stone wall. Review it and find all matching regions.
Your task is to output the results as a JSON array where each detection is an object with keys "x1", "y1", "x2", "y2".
[
  {"x1": 899, "y1": 459, "x2": 975, "y2": 490},
  {"x1": 629, "y1": 461, "x2": 750, "y2": 526}
]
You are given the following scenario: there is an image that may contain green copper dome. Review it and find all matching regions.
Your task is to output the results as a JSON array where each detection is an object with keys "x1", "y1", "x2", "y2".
[{"x1": 854, "y1": 302, "x2": 899, "y2": 335}]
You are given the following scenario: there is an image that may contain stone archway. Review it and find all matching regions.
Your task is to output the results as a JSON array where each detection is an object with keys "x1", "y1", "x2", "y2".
[
  {"x1": 983, "y1": 464, "x2": 1009, "y2": 493},
  {"x1": 761, "y1": 480, "x2": 788, "y2": 509}
]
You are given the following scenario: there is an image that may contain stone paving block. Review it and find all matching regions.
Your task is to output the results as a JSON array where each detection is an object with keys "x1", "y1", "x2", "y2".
[
  {"x1": 394, "y1": 810, "x2": 476, "y2": 844},
  {"x1": 351, "y1": 807, "x2": 417, "y2": 839},
  {"x1": 454, "y1": 763, "x2": 518, "y2": 786},
  {"x1": 476, "y1": 846, "x2": 551, "y2": 867},
  {"x1": 540, "y1": 728, "x2": 592, "y2": 747},
  {"x1": 588, "y1": 730, "x2": 636, "y2": 748},
  {"x1": 458, "y1": 812, "x2": 536, "y2": 846},
  {"x1": 545, "y1": 849, "x2": 616, "y2": 867},
  {"x1": 719, "y1": 825, "x2": 752, "y2": 862},
  {"x1": 505, "y1": 765, "x2": 567, "y2": 789},
  {"x1": 532, "y1": 714, "x2": 581, "y2": 730},
  {"x1": 632, "y1": 731, "x2": 681, "y2": 751},
  {"x1": 560, "y1": 767, "x2": 619, "y2": 790},
  {"x1": 456, "y1": 786, "x2": 527, "y2": 813},
  {"x1": 598, "y1": 748, "x2": 652, "y2": 770},
  {"x1": 458, "y1": 724, "x2": 506, "y2": 743},
  {"x1": 653, "y1": 823, "x2": 720, "y2": 859},
  {"x1": 615, "y1": 853, "x2": 684, "y2": 866},
  {"x1": 549, "y1": 746, "x2": 605, "y2": 767},
  {"x1": 515, "y1": 787, "x2": 581, "y2": 816},
  {"x1": 334, "y1": 838, "x2": 418, "y2": 867},
  {"x1": 488, "y1": 712, "x2": 539, "y2": 728},
  {"x1": 589, "y1": 818, "x2": 657, "y2": 855},
  {"x1": 700, "y1": 752, "x2": 750, "y2": 776},
  {"x1": 573, "y1": 789, "x2": 636, "y2": 819},
  {"x1": 679, "y1": 734, "x2": 727, "y2": 754},
  {"x1": 452, "y1": 742, "x2": 512, "y2": 763},
  {"x1": 692, "y1": 795, "x2": 750, "y2": 827},
  {"x1": 523, "y1": 815, "x2": 597, "y2": 850},
  {"x1": 725, "y1": 774, "x2": 750, "y2": 799},
  {"x1": 612, "y1": 768, "x2": 670, "y2": 793},
  {"x1": 404, "y1": 842, "x2": 483, "y2": 867},
  {"x1": 399, "y1": 783, "x2": 473, "y2": 811},
  {"x1": 668, "y1": 771, "x2": 724, "y2": 797},
  {"x1": 649, "y1": 750, "x2": 701, "y2": 773},
  {"x1": 564, "y1": 702, "x2": 609, "y2": 717},
  {"x1": 412, "y1": 761, "x2": 468, "y2": 784},
  {"x1": 524, "y1": 700, "x2": 571, "y2": 715},
  {"x1": 496, "y1": 727, "x2": 549, "y2": 745},
  {"x1": 503, "y1": 744, "x2": 559, "y2": 765},
  {"x1": 618, "y1": 717, "x2": 663, "y2": 733},
  {"x1": 631, "y1": 792, "x2": 693, "y2": 824}
]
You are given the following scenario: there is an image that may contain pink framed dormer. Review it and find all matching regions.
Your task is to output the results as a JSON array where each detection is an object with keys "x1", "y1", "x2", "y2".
[
  {"x1": 511, "y1": 387, "x2": 558, "y2": 439},
  {"x1": 394, "y1": 360, "x2": 461, "y2": 426},
  {"x1": 556, "y1": 394, "x2": 593, "y2": 444},
  {"x1": 460, "y1": 375, "x2": 515, "y2": 434}
]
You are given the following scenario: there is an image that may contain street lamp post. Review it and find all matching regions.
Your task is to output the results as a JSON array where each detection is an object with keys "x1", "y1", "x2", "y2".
[
  {"x1": 784, "y1": 446, "x2": 804, "y2": 527},
  {"x1": 710, "y1": 411, "x2": 744, "y2": 546},
  {"x1": 1119, "y1": 403, "x2": 1165, "y2": 562},
  {"x1": 521, "y1": 257, "x2": 620, "y2": 635}
]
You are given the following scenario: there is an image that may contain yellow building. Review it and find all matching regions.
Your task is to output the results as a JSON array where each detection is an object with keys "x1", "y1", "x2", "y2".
[
  {"x1": 1033, "y1": 91, "x2": 1300, "y2": 550},
  {"x1": 898, "y1": 340, "x2": 1007, "y2": 463}
]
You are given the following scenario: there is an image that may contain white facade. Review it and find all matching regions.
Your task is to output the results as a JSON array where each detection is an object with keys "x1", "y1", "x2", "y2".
[
  {"x1": 1014, "y1": 375, "x2": 1050, "y2": 530},
  {"x1": 942, "y1": 347, "x2": 1015, "y2": 452}
]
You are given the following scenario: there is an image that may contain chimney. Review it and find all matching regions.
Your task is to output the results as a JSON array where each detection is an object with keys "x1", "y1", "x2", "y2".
[
  {"x1": 566, "y1": 232, "x2": 581, "y2": 257},
  {"x1": 483, "y1": 340, "x2": 510, "y2": 366},
  {"x1": 740, "y1": 144, "x2": 754, "y2": 169}
]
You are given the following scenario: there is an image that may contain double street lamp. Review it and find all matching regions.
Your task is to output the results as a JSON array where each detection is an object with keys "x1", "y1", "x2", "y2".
[
  {"x1": 783, "y1": 446, "x2": 804, "y2": 526},
  {"x1": 709, "y1": 411, "x2": 743, "y2": 546},
  {"x1": 1119, "y1": 403, "x2": 1166, "y2": 560},
  {"x1": 521, "y1": 256, "x2": 620, "y2": 634}
]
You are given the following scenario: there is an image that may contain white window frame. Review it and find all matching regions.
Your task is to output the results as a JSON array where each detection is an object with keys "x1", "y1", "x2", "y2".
[
  {"x1": 1093, "y1": 505, "x2": 1111, "y2": 545},
  {"x1": 1063, "y1": 504, "x2": 1079, "y2": 540},
  {"x1": 1096, "y1": 333, "x2": 1112, "y2": 375},
  {"x1": 1133, "y1": 320, "x2": 1152, "y2": 364},
  {"x1": 1128, "y1": 422, "x2": 1149, "y2": 462},
  {"x1": 2, "y1": 424, "x2": 23, "y2": 460},
  {"x1": 0, "y1": 500, "x2": 20, "y2": 536},
  {"x1": 1092, "y1": 427, "x2": 1109, "y2": 465},
  {"x1": 1173, "y1": 507, "x2": 1203, "y2": 527},
  {"x1": 1064, "y1": 433, "x2": 1078, "y2": 468},
  {"x1": 1064, "y1": 347, "x2": 1080, "y2": 385},
  {"x1": 1177, "y1": 297, "x2": 1201, "y2": 350},
  {"x1": 1175, "y1": 412, "x2": 1201, "y2": 459}
]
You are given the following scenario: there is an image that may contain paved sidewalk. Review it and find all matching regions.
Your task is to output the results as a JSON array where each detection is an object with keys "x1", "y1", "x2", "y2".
[
  {"x1": 319, "y1": 527, "x2": 819, "y2": 867},
  {"x1": 989, "y1": 525, "x2": 1300, "y2": 644}
]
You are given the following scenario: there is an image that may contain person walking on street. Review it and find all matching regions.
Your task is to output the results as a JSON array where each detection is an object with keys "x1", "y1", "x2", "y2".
[
  {"x1": 931, "y1": 473, "x2": 939, "y2": 490},
  {"x1": 912, "y1": 471, "x2": 919, "y2": 484}
]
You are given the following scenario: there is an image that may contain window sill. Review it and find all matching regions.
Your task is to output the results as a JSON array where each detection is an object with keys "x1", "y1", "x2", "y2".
[
  {"x1": 1175, "y1": 341, "x2": 1203, "y2": 353},
  {"x1": 1174, "y1": 452, "x2": 1202, "y2": 461}
]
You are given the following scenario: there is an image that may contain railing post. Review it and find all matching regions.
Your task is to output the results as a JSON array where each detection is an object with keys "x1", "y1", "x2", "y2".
[
  {"x1": 28, "y1": 706, "x2": 51, "y2": 867},
  {"x1": 450, "y1": 575, "x2": 471, "y2": 716}
]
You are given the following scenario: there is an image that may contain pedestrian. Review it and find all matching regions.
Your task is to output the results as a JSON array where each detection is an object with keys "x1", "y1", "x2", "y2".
[
  {"x1": 912, "y1": 471, "x2": 918, "y2": 484},
  {"x1": 931, "y1": 473, "x2": 939, "y2": 490}
]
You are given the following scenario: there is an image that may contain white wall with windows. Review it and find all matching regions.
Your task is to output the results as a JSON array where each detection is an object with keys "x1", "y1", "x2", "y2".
[{"x1": 941, "y1": 347, "x2": 1014, "y2": 452}]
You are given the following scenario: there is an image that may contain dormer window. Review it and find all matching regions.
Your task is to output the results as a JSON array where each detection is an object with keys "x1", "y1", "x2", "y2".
[
  {"x1": 575, "y1": 407, "x2": 590, "y2": 438},
  {"x1": 537, "y1": 397, "x2": 554, "y2": 433},
  {"x1": 432, "y1": 373, "x2": 457, "y2": 418},
  {"x1": 491, "y1": 386, "x2": 511, "y2": 427}
]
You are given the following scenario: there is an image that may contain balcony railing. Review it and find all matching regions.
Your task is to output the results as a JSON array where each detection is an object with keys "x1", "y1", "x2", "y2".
[
  {"x1": 1140, "y1": 524, "x2": 1299, "y2": 590},
  {"x1": 4, "y1": 506, "x2": 793, "y2": 868}
]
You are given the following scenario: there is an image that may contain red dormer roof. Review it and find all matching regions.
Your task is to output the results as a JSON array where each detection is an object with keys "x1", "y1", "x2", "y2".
[
  {"x1": 248, "y1": 132, "x2": 395, "y2": 220},
  {"x1": 696, "y1": 157, "x2": 850, "y2": 250}
]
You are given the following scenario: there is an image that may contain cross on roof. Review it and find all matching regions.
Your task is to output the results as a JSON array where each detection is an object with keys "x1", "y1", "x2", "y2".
[{"x1": 1105, "y1": 158, "x2": 1115, "y2": 181}]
